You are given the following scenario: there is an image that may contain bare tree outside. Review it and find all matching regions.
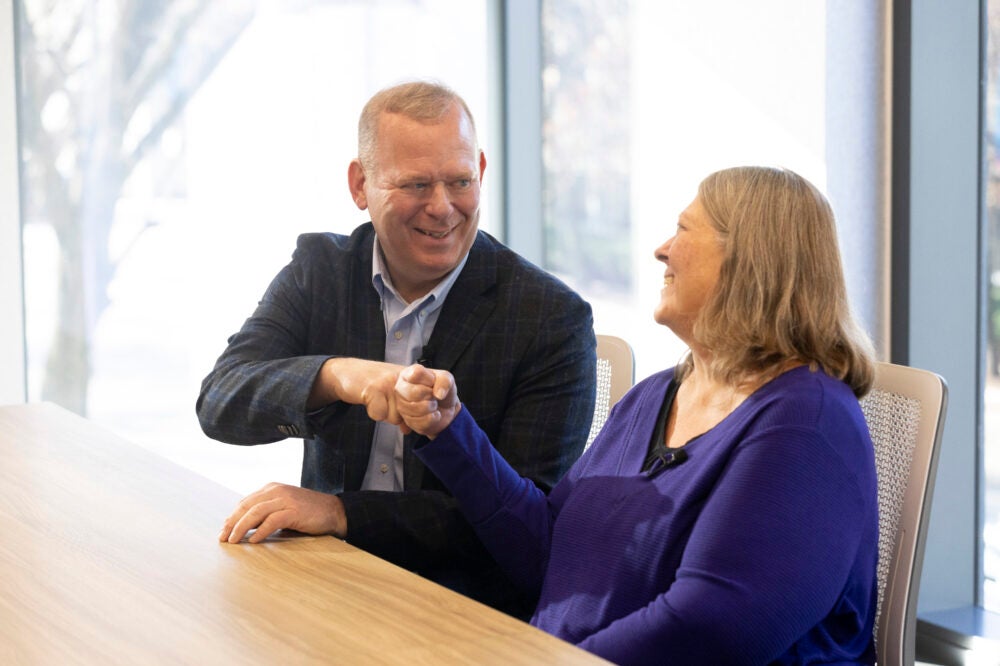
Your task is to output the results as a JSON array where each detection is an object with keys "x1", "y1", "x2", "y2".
[
  {"x1": 13, "y1": 0, "x2": 490, "y2": 494},
  {"x1": 541, "y1": 0, "x2": 631, "y2": 295},
  {"x1": 16, "y1": 0, "x2": 254, "y2": 415}
]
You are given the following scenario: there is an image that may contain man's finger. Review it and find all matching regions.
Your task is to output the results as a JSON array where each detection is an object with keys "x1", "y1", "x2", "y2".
[
  {"x1": 362, "y1": 387, "x2": 390, "y2": 422},
  {"x1": 226, "y1": 498, "x2": 281, "y2": 543},
  {"x1": 246, "y1": 511, "x2": 292, "y2": 544}
]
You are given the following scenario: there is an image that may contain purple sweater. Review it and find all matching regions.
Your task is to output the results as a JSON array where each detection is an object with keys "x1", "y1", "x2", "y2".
[{"x1": 415, "y1": 366, "x2": 878, "y2": 664}]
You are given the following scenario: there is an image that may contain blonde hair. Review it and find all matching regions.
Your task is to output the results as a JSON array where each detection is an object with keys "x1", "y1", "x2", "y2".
[
  {"x1": 678, "y1": 166, "x2": 875, "y2": 397},
  {"x1": 357, "y1": 80, "x2": 478, "y2": 169}
]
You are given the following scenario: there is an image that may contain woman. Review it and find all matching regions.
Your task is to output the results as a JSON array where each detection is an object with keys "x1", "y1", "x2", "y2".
[{"x1": 394, "y1": 167, "x2": 879, "y2": 665}]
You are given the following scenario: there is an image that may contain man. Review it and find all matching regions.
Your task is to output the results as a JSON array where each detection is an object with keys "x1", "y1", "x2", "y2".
[{"x1": 196, "y1": 81, "x2": 596, "y2": 616}]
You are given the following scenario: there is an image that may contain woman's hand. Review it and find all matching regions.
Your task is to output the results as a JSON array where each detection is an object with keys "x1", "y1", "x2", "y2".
[{"x1": 394, "y1": 364, "x2": 462, "y2": 439}]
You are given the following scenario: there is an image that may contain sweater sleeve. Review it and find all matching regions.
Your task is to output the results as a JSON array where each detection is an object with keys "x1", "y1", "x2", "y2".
[
  {"x1": 579, "y1": 425, "x2": 874, "y2": 665},
  {"x1": 413, "y1": 407, "x2": 556, "y2": 594}
]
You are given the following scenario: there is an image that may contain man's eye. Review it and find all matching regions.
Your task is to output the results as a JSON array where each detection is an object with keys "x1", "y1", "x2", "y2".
[{"x1": 455, "y1": 179, "x2": 472, "y2": 188}]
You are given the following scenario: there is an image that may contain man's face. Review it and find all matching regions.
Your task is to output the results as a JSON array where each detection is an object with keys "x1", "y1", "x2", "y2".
[{"x1": 349, "y1": 104, "x2": 486, "y2": 302}]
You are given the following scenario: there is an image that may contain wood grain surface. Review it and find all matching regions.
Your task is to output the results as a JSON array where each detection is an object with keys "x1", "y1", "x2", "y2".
[{"x1": 0, "y1": 403, "x2": 606, "y2": 665}]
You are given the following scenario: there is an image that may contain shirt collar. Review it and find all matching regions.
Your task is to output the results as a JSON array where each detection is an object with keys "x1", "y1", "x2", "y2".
[{"x1": 371, "y1": 235, "x2": 470, "y2": 313}]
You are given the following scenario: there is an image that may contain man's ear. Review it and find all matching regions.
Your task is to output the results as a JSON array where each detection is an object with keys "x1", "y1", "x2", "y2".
[
  {"x1": 478, "y1": 149, "x2": 487, "y2": 182},
  {"x1": 348, "y1": 159, "x2": 368, "y2": 210}
]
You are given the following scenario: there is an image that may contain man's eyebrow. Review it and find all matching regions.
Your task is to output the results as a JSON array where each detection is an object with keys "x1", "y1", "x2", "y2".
[{"x1": 396, "y1": 170, "x2": 476, "y2": 182}]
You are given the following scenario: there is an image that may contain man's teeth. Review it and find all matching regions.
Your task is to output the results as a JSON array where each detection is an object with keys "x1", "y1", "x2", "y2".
[
  {"x1": 664, "y1": 275, "x2": 675, "y2": 285},
  {"x1": 418, "y1": 229, "x2": 449, "y2": 239}
]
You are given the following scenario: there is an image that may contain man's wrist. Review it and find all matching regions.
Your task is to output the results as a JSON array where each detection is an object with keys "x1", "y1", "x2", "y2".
[
  {"x1": 306, "y1": 358, "x2": 342, "y2": 410},
  {"x1": 327, "y1": 493, "x2": 348, "y2": 538}
]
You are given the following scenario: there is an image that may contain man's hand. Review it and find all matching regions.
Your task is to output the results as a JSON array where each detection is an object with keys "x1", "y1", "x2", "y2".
[
  {"x1": 308, "y1": 358, "x2": 411, "y2": 433},
  {"x1": 394, "y1": 364, "x2": 462, "y2": 439},
  {"x1": 219, "y1": 482, "x2": 347, "y2": 544}
]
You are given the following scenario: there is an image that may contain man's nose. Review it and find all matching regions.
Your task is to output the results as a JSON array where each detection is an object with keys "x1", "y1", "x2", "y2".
[{"x1": 425, "y1": 182, "x2": 453, "y2": 216}]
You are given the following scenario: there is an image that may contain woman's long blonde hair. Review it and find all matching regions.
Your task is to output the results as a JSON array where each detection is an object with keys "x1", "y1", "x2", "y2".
[{"x1": 677, "y1": 166, "x2": 875, "y2": 397}]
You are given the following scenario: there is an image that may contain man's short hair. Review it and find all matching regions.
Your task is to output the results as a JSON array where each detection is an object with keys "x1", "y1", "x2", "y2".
[{"x1": 357, "y1": 80, "x2": 478, "y2": 169}]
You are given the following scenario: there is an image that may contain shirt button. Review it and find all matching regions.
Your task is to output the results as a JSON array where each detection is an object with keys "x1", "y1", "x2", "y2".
[
  {"x1": 394, "y1": 331, "x2": 403, "y2": 340},
  {"x1": 380, "y1": 464, "x2": 389, "y2": 474}
]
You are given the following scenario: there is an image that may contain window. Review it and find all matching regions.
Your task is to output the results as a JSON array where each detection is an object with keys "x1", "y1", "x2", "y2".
[
  {"x1": 535, "y1": 0, "x2": 888, "y2": 389},
  {"x1": 15, "y1": 0, "x2": 492, "y2": 493}
]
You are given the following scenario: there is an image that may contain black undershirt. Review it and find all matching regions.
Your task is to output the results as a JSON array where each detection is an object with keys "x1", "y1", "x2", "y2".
[{"x1": 642, "y1": 376, "x2": 681, "y2": 472}]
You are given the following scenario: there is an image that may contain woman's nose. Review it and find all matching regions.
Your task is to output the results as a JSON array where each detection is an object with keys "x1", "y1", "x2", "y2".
[{"x1": 654, "y1": 237, "x2": 673, "y2": 262}]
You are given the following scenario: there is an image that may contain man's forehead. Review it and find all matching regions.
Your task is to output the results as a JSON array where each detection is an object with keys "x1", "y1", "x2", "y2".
[
  {"x1": 372, "y1": 142, "x2": 480, "y2": 177},
  {"x1": 385, "y1": 160, "x2": 479, "y2": 181}
]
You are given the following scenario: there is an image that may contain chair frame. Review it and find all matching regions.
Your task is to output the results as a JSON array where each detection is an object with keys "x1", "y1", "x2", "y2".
[
  {"x1": 862, "y1": 362, "x2": 947, "y2": 666},
  {"x1": 596, "y1": 334, "x2": 635, "y2": 407}
]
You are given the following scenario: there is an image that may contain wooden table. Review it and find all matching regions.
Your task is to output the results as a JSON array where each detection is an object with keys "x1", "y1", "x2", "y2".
[{"x1": 0, "y1": 403, "x2": 607, "y2": 664}]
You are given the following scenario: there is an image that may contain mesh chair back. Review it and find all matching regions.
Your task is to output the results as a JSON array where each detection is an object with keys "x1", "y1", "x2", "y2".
[
  {"x1": 587, "y1": 335, "x2": 635, "y2": 448},
  {"x1": 860, "y1": 362, "x2": 947, "y2": 666}
]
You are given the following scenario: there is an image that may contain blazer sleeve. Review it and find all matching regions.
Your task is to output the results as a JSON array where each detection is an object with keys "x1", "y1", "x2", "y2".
[{"x1": 195, "y1": 236, "x2": 338, "y2": 445}]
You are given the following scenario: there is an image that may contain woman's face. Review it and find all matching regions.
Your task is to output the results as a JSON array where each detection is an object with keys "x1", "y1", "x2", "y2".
[{"x1": 653, "y1": 196, "x2": 725, "y2": 339}]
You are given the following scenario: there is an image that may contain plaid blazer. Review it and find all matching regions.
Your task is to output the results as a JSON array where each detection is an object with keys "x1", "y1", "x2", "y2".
[{"x1": 197, "y1": 223, "x2": 596, "y2": 614}]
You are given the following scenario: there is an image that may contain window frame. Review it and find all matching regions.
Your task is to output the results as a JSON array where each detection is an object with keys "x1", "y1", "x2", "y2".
[
  {"x1": 896, "y1": 0, "x2": 982, "y2": 617},
  {"x1": 0, "y1": 0, "x2": 25, "y2": 405},
  {"x1": 901, "y1": 0, "x2": 1000, "y2": 658},
  {"x1": 500, "y1": 0, "x2": 543, "y2": 263}
]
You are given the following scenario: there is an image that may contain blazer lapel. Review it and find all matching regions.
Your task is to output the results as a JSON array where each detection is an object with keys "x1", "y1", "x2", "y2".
[
  {"x1": 360, "y1": 265, "x2": 387, "y2": 363},
  {"x1": 425, "y1": 232, "x2": 499, "y2": 371},
  {"x1": 403, "y1": 232, "x2": 499, "y2": 490}
]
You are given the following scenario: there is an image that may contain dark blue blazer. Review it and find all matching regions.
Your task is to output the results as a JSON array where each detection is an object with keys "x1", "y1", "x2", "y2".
[{"x1": 197, "y1": 223, "x2": 596, "y2": 613}]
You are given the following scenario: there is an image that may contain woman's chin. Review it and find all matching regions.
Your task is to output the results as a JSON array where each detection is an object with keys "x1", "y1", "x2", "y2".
[{"x1": 653, "y1": 302, "x2": 673, "y2": 326}]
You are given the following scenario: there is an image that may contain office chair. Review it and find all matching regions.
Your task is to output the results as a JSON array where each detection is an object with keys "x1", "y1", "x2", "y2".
[
  {"x1": 587, "y1": 334, "x2": 635, "y2": 449},
  {"x1": 860, "y1": 362, "x2": 947, "y2": 666}
]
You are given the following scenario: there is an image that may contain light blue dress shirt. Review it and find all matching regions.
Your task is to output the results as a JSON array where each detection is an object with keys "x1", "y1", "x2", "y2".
[{"x1": 361, "y1": 237, "x2": 469, "y2": 491}]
